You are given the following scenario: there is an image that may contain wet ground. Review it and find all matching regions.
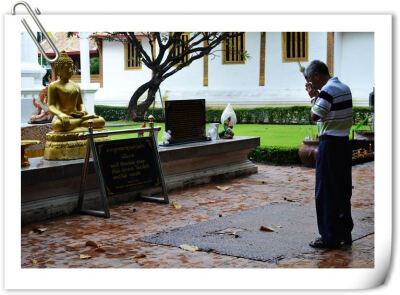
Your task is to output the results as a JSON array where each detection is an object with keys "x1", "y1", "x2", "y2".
[{"x1": 21, "y1": 161, "x2": 374, "y2": 268}]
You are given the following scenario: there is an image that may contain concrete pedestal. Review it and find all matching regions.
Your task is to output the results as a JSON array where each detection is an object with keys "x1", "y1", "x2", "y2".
[
  {"x1": 80, "y1": 85, "x2": 98, "y2": 115},
  {"x1": 21, "y1": 136, "x2": 260, "y2": 224}
]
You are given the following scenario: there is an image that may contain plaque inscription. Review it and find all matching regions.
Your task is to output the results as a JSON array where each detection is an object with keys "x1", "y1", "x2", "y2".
[
  {"x1": 95, "y1": 137, "x2": 161, "y2": 196},
  {"x1": 165, "y1": 99, "x2": 206, "y2": 144}
]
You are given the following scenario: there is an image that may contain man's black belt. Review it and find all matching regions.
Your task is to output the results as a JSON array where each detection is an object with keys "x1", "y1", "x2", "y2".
[{"x1": 319, "y1": 134, "x2": 349, "y2": 142}]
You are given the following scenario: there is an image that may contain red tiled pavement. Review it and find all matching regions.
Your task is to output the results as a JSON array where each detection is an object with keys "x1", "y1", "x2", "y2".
[{"x1": 21, "y1": 162, "x2": 374, "y2": 268}]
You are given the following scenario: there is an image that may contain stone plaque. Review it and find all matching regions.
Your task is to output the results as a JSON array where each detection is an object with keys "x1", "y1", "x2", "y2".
[
  {"x1": 95, "y1": 137, "x2": 161, "y2": 196},
  {"x1": 165, "y1": 99, "x2": 206, "y2": 144}
]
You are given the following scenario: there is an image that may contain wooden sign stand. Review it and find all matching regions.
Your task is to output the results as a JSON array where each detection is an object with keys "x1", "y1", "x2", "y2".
[{"x1": 77, "y1": 119, "x2": 168, "y2": 218}]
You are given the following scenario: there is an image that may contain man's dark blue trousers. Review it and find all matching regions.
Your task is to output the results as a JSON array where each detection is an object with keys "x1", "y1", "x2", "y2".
[{"x1": 315, "y1": 135, "x2": 353, "y2": 246}]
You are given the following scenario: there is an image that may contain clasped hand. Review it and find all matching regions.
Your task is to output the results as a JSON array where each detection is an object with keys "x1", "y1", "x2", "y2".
[{"x1": 305, "y1": 82, "x2": 319, "y2": 98}]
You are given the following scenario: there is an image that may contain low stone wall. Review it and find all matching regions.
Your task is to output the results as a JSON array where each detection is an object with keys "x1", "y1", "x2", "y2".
[{"x1": 21, "y1": 136, "x2": 260, "y2": 224}]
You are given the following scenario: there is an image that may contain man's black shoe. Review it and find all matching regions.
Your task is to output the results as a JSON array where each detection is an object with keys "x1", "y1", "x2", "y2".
[
  {"x1": 309, "y1": 237, "x2": 340, "y2": 249},
  {"x1": 340, "y1": 234, "x2": 353, "y2": 246},
  {"x1": 340, "y1": 238, "x2": 353, "y2": 246}
]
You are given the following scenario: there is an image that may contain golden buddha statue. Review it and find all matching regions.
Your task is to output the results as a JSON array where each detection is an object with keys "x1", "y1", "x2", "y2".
[
  {"x1": 44, "y1": 50, "x2": 107, "y2": 160},
  {"x1": 47, "y1": 50, "x2": 105, "y2": 132}
]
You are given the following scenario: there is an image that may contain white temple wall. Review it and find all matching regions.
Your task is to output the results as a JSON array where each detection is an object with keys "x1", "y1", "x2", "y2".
[
  {"x1": 335, "y1": 32, "x2": 374, "y2": 105},
  {"x1": 95, "y1": 39, "x2": 153, "y2": 106},
  {"x1": 95, "y1": 32, "x2": 373, "y2": 108}
]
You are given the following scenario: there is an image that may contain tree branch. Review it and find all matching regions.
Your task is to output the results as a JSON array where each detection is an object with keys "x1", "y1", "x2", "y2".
[
  {"x1": 146, "y1": 33, "x2": 156, "y2": 61},
  {"x1": 153, "y1": 32, "x2": 169, "y2": 66},
  {"x1": 124, "y1": 32, "x2": 153, "y2": 68},
  {"x1": 160, "y1": 32, "x2": 229, "y2": 76},
  {"x1": 124, "y1": 31, "x2": 246, "y2": 120}
]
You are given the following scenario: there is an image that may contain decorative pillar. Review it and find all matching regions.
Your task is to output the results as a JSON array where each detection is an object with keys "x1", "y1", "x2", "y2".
[
  {"x1": 78, "y1": 32, "x2": 98, "y2": 115},
  {"x1": 21, "y1": 32, "x2": 46, "y2": 123},
  {"x1": 95, "y1": 39, "x2": 103, "y2": 88},
  {"x1": 152, "y1": 35, "x2": 157, "y2": 61},
  {"x1": 326, "y1": 32, "x2": 335, "y2": 76},
  {"x1": 151, "y1": 36, "x2": 156, "y2": 78},
  {"x1": 259, "y1": 32, "x2": 266, "y2": 86},
  {"x1": 78, "y1": 32, "x2": 91, "y2": 86},
  {"x1": 51, "y1": 64, "x2": 56, "y2": 81},
  {"x1": 203, "y1": 39, "x2": 209, "y2": 86}
]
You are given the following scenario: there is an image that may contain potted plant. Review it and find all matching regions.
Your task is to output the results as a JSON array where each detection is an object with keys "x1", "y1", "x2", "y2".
[{"x1": 298, "y1": 129, "x2": 319, "y2": 168}]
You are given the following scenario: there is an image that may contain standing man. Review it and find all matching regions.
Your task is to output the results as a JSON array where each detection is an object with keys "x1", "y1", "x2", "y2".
[{"x1": 305, "y1": 60, "x2": 354, "y2": 249}]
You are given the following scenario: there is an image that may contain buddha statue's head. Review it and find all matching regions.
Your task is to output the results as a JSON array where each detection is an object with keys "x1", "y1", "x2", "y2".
[{"x1": 55, "y1": 50, "x2": 74, "y2": 80}]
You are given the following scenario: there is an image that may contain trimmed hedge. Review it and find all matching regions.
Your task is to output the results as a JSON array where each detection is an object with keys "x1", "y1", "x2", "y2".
[
  {"x1": 95, "y1": 105, "x2": 373, "y2": 125},
  {"x1": 206, "y1": 106, "x2": 314, "y2": 124},
  {"x1": 248, "y1": 146, "x2": 301, "y2": 165},
  {"x1": 95, "y1": 105, "x2": 129, "y2": 121},
  {"x1": 95, "y1": 105, "x2": 372, "y2": 165}
]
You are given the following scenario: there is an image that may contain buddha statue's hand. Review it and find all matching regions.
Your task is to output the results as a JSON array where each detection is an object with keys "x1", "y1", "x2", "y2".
[
  {"x1": 59, "y1": 114, "x2": 71, "y2": 129},
  {"x1": 81, "y1": 114, "x2": 99, "y2": 120},
  {"x1": 70, "y1": 111, "x2": 85, "y2": 118}
]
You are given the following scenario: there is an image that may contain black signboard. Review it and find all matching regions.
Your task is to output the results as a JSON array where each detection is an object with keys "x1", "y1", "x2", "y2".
[
  {"x1": 165, "y1": 99, "x2": 207, "y2": 144},
  {"x1": 95, "y1": 137, "x2": 161, "y2": 196},
  {"x1": 77, "y1": 126, "x2": 168, "y2": 219}
]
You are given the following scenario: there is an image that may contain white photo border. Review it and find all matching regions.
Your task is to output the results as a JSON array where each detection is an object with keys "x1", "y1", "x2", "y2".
[{"x1": 4, "y1": 14, "x2": 392, "y2": 290}]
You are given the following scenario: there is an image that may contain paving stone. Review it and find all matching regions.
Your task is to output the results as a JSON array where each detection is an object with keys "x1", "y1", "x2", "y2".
[
  {"x1": 21, "y1": 162, "x2": 374, "y2": 268},
  {"x1": 140, "y1": 203, "x2": 373, "y2": 262}
]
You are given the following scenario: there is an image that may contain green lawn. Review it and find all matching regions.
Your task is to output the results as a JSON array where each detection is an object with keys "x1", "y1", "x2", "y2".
[{"x1": 105, "y1": 122, "x2": 371, "y2": 148}]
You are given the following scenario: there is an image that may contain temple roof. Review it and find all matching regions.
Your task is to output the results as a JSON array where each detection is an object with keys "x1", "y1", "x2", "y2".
[
  {"x1": 40, "y1": 32, "x2": 98, "y2": 56},
  {"x1": 91, "y1": 32, "x2": 147, "y2": 39},
  {"x1": 40, "y1": 32, "x2": 149, "y2": 56}
]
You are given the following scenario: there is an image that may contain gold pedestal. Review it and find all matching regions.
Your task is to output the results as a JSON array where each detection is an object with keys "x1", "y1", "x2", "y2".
[
  {"x1": 44, "y1": 128, "x2": 107, "y2": 160},
  {"x1": 21, "y1": 140, "x2": 40, "y2": 166}
]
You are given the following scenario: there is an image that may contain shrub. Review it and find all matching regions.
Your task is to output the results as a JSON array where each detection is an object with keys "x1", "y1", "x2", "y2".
[
  {"x1": 144, "y1": 107, "x2": 164, "y2": 122},
  {"x1": 352, "y1": 106, "x2": 372, "y2": 124},
  {"x1": 90, "y1": 57, "x2": 100, "y2": 75},
  {"x1": 94, "y1": 105, "x2": 128, "y2": 121},
  {"x1": 248, "y1": 146, "x2": 301, "y2": 165},
  {"x1": 95, "y1": 105, "x2": 373, "y2": 125}
]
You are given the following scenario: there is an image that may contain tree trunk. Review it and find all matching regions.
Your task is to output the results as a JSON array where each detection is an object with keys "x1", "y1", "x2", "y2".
[{"x1": 126, "y1": 81, "x2": 160, "y2": 121}]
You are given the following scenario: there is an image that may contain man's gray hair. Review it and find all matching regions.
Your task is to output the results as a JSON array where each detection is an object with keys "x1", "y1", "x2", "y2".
[{"x1": 305, "y1": 60, "x2": 330, "y2": 78}]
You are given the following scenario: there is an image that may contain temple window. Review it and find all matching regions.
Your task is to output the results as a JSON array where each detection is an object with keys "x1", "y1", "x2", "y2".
[
  {"x1": 171, "y1": 32, "x2": 190, "y2": 65},
  {"x1": 222, "y1": 32, "x2": 246, "y2": 64},
  {"x1": 124, "y1": 39, "x2": 142, "y2": 70},
  {"x1": 282, "y1": 32, "x2": 309, "y2": 62}
]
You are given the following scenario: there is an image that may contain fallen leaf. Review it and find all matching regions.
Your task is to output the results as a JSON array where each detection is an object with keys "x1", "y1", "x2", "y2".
[
  {"x1": 79, "y1": 254, "x2": 91, "y2": 259},
  {"x1": 260, "y1": 226, "x2": 275, "y2": 232},
  {"x1": 29, "y1": 258, "x2": 37, "y2": 264},
  {"x1": 215, "y1": 228, "x2": 244, "y2": 237},
  {"x1": 34, "y1": 227, "x2": 48, "y2": 233},
  {"x1": 85, "y1": 241, "x2": 100, "y2": 248},
  {"x1": 95, "y1": 247, "x2": 106, "y2": 253},
  {"x1": 216, "y1": 186, "x2": 230, "y2": 191},
  {"x1": 132, "y1": 254, "x2": 146, "y2": 259},
  {"x1": 179, "y1": 244, "x2": 199, "y2": 252},
  {"x1": 170, "y1": 201, "x2": 182, "y2": 209}
]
